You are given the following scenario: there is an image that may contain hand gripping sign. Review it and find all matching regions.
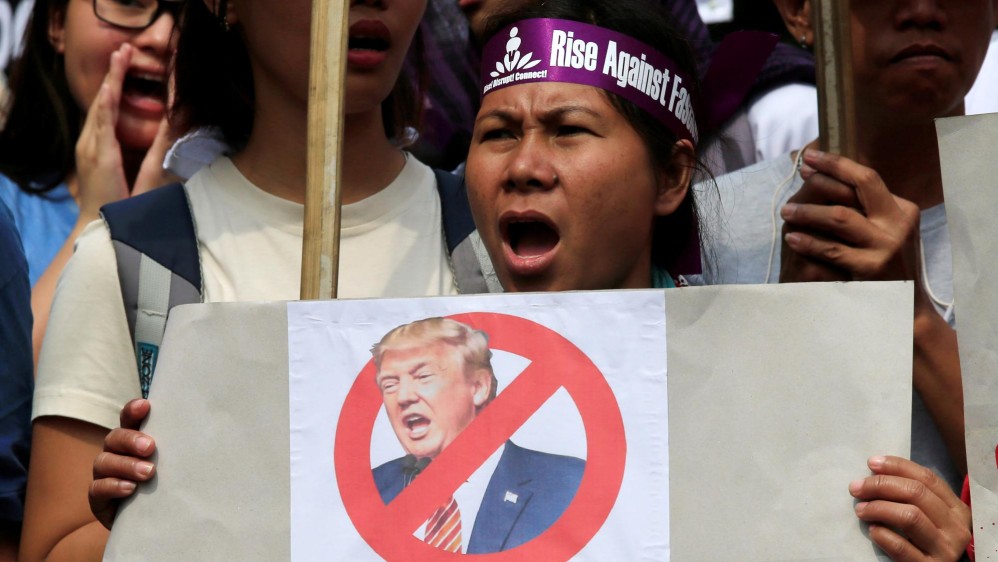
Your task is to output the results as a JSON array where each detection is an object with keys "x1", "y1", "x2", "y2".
[{"x1": 334, "y1": 312, "x2": 627, "y2": 560}]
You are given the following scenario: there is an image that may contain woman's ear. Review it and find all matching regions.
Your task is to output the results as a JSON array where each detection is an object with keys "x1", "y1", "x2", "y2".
[
  {"x1": 654, "y1": 139, "x2": 694, "y2": 217},
  {"x1": 47, "y1": 4, "x2": 67, "y2": 54},
  {"x1": 772, "y1": 0, "x2": 813, "y2": 48}
]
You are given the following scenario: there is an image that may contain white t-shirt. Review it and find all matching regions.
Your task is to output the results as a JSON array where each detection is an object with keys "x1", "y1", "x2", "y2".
[{"x1": 34, "y1": 156, "x2": 457, "y2": 430}]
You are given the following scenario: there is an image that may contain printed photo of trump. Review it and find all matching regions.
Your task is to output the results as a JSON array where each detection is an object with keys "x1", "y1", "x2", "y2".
[{"x1": 370, "y1": 317, "x2": 585, "y2": 554}]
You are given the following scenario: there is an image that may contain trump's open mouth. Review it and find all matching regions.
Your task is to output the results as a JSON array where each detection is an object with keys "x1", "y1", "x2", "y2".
[{"x1": 403, "y1": 414, "x2": 430, "y2": 439}]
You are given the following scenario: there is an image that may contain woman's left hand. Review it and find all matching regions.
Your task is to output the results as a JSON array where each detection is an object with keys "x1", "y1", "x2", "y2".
[{"x1": 850, "y1": 456, "x2": 971, "y2": 562}]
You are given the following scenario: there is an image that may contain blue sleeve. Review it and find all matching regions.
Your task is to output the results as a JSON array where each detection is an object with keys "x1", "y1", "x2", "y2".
[
  {"x1": 0, "y1": 201, "x2": 33, "y2": 524},
  {"x1": 0, "y1": 175, "x2": 17, "y2": 217}
]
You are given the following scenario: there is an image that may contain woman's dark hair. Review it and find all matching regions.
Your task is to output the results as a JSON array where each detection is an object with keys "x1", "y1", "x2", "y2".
[
  {"x1": 480, "y1": 0, "x2": 714, "y2": 275},
  {"x1": 0, "y1": 0, "x2": 79, "y2": 192},
  {"x1": 172, "y1": 0, "x2": 422, "y2": 152}
]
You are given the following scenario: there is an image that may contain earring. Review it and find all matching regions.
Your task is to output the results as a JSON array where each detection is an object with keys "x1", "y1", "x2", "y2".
[{"x1": 799, "y1": 34, "x2": 808, "y2": 49}]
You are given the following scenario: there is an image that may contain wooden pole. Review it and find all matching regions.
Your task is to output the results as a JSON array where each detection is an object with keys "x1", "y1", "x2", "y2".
[
  {"x1": 301, "y1": 0, "x2": 350, "y2": 300},
  {"x1": 812, "y1": 0, "x2": 857, "y2": 158}
]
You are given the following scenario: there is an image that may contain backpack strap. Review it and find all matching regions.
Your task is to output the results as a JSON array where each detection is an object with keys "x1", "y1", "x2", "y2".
[
  {"x1": 100, "y1": 183, "x2": 203, "y2": 398},
  {"x1": 433, "y1": 168, "x2": 502, "y2": 294}
]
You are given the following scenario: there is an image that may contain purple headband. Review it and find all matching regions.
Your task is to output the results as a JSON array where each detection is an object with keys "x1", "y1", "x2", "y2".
[{"x1": 481, "y1": 18, "x2": 699, "y2": 145}]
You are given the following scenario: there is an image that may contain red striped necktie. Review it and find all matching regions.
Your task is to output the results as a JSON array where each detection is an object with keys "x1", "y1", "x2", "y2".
[{"x1": 424, "y1": 496, "x2": 463, "y2": 553}]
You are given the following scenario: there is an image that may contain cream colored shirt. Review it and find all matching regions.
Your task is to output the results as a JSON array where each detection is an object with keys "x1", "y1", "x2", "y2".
[{"x1": 34, "y1": 156, "x2": 456, "y2": 429}]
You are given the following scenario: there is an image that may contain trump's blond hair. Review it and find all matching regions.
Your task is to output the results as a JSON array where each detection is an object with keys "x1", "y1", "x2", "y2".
[{"x1": 371, "y1": 317, "x2": 498, "y2": 407}]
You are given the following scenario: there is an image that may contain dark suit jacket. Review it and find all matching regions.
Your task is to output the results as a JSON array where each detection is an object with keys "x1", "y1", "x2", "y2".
[{"x1": 373, "y1": 441, "x2": 585, "y2": 553}]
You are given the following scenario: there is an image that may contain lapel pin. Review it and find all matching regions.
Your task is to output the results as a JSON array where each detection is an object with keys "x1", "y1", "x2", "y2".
[{"x1": 504, "y1": 491, "x2": 518, "y2": 504}]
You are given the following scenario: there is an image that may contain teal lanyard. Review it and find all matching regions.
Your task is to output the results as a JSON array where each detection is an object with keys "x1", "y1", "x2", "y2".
[{"x1": 652, "y1": 266, "x2": 676, "y2": 289}]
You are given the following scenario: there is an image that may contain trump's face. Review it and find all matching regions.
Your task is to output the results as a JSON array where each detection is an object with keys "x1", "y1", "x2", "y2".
[{"x1": 377, "y1": 341, "x2": 492, "y2": 460}]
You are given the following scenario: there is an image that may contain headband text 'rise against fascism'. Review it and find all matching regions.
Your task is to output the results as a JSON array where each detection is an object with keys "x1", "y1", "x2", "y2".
[{"x1": 481, "y1": 18, "x2": 700, "y2": 145}]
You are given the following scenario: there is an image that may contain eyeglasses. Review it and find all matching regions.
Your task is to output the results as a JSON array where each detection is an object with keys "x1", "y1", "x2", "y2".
[{"x1": 93, "y1": 0, "x2": 182, "y2": 31}]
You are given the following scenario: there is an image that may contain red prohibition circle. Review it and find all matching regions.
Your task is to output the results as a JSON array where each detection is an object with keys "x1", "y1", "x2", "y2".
[{"x1": 334, "y1": 312, "x2": 627, "y2": 561}]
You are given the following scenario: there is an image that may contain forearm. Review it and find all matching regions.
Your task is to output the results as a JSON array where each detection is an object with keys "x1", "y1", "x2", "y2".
[
  {"x1": 20, "y1": 508, "x2": 107, "y2": 562},
  {"x1": 30, "y1": 214, "x2": 99, "y2": 366},
  {"x1": 912, "y1": 310, "x2": 966, "y2": 475},
  {"x1": 34, "y1": 522, "x2": 110, "y2": 562},
  {"x1": 19, "y1": 418, "x2": 109, "y2": 562}
]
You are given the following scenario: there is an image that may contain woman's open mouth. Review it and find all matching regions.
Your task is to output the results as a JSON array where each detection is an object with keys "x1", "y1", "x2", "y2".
[
  {"x1": 121, "y1": 70, "x2": 167, "y2": 116},
  {"x1": 500, "y1": 213, "x2": 561, "y2": 276},
  {"x1": 348, "y1": 20, "x2": 391, "y2": 68}
]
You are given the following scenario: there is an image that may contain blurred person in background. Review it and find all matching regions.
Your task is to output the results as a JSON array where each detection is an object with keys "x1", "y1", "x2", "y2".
[{"x1": 0, "y1": 0, "x2": 180, "y2": 364}]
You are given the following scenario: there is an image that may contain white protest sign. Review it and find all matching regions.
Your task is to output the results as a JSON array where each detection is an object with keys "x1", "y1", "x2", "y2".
[
  {"x1": 938, "y1": 113, "x2": 998, "y2": 559},
  {"x1": 288, "y1": 291, "x2": 667, "y2": 560}
]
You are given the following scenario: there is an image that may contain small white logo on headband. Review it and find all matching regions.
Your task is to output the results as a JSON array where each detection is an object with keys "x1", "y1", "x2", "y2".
[{"x1": 490, "y1": 27, "x2": 542, "y2": 78}]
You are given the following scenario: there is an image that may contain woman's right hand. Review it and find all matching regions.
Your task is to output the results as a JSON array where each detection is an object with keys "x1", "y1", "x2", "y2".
[
  {"x1": 89, "y1": 399, "x2": 157, "y2": 530},
  {"x1": 74, "y1": 43, "x2": 135, "y2": 218}
]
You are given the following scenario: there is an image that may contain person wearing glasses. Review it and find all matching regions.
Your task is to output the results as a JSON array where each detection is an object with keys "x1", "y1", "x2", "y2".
[
  {"x1": 0, "y1": 0, "x2": 181, "y2": 367},
  {"x1": 2, "y1": 0, "x2": 177, "y2": 559}
]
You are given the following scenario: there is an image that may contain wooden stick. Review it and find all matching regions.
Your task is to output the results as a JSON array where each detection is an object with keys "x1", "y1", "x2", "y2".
[
  {"x1": 301, "y1": 0, "x2": 350, "y2": 300},
  {"x1": 812, "y1": 0, "x2": 857, "y2": 158}
]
